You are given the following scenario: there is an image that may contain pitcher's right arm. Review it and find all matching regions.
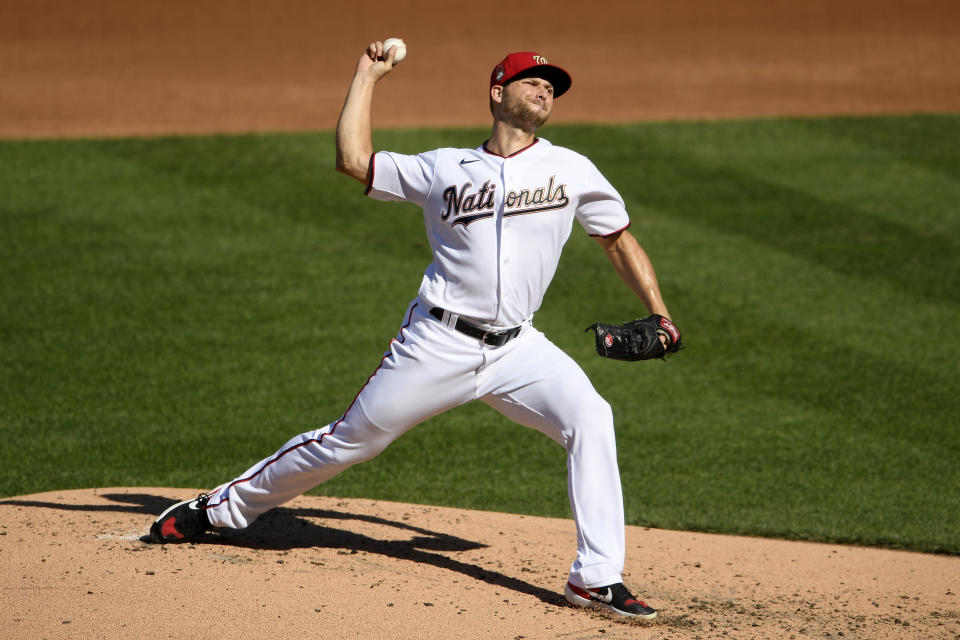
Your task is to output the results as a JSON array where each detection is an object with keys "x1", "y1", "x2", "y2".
[{"x1": 335, "y1": 41, "x2": 400, "y2": 184}]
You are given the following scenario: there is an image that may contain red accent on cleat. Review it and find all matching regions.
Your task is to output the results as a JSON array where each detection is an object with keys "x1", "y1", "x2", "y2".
[{"x1": 160, "y1": 517, "x2": 184, "y2": 539}]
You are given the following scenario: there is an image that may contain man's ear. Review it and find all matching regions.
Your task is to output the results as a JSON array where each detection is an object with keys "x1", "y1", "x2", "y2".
[{"x1": 490, "y1": 85, "x2": 503, "y2": 105}]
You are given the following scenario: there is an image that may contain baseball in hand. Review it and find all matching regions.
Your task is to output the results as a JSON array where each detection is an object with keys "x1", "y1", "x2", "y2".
[{"x1": 383, "y1": 38, "x2": 407, "y2": 64}]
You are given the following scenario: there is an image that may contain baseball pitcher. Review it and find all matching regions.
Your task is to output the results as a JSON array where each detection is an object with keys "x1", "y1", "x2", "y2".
[{"x1": 149, "y1": 40, "x2": 682, "y2": 620}]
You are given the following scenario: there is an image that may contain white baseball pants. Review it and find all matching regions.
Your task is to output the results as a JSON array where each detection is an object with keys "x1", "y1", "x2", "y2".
[{"x1": 205, "y1": 300, "x2": 626, "y2": 589}]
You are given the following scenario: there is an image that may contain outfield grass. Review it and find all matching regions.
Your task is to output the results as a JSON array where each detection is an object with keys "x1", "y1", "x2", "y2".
[{"x1": 2, "y1": 115, "x2": 958, "y2": 554}]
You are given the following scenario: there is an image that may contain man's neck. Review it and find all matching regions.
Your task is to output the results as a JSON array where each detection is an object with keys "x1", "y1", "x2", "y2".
[{"x1": 485, "y1": 121, "x2": 538, "y2": 157}]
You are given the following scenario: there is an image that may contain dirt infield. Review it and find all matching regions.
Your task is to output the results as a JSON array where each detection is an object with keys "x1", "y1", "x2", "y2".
[
  {"x1": 3, "y1": 489, "x2": 958, "y2": 640},
  {"x1": 2, "y1": 0, "x2": 958, "y2": 138},
  {"x1": 3, "y1": 1, "x2": 960, "y2": 638}
]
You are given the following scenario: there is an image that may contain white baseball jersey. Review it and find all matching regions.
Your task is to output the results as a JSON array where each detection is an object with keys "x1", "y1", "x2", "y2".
[{"x1": 366, "y1": 138, "x2": 630, "y2": 327}]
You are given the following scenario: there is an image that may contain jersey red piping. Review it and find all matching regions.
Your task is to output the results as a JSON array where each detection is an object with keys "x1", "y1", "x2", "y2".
[
  {"x1": 481, "y1": 138, "x2": 540, "y2": 158},
  {"x1": 589, "y1": 221, "x2": 632, "y2": 238},
  {"x1": 207, "y1": 302, "x2": 419, "y2": 509}
]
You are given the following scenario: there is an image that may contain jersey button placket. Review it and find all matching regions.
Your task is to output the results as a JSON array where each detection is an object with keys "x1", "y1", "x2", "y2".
[
  {"x1": 494, "y1": 159, "x2": 511, "y2": 320},
  {"x1": 499, "y1": 158, "x2": 519, "y2": 323}
]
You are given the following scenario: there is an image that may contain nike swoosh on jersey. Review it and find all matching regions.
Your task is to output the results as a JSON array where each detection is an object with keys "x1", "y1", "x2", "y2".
[{"x1": 459, "y1": 158, "x2": 481, "y2": 165}]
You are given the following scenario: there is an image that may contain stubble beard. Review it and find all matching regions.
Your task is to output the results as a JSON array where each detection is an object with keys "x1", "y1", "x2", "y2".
[{"x1": 504, "y1": 96, "x2": 550, "y2": 131}]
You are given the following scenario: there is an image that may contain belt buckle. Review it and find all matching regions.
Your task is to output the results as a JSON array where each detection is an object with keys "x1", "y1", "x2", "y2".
[
  {"x1": 481, "y1": 330, "x2": 501, "y2": 346},
  {"x1": 482, "y1": 328, "x2": 515, "y2": 346}
]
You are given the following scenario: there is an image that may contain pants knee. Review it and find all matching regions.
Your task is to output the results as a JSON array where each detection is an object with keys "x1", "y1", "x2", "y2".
[
  {"x1": 579, "y1": 394, "x2": 614, "y2": 429},
  {"x1": 324, "y1": 428, "x2": 394, "y2": 467},
  {"x1": 563, "y1": 394, "x2": 615, "y2": 446}
]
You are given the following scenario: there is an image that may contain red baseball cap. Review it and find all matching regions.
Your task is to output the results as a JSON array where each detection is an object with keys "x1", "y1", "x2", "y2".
[{"x1": 490, "y1": 52, "x2": 572, "y2": 98}]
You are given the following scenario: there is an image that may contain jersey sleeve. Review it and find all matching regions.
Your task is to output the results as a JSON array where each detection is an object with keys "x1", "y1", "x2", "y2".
[
  {"x1": 574, "y1": 159, "x2": 631, "y2": 237},
  {"x1": 365, "y1": 150, "x2": 438, "y2": 207}
]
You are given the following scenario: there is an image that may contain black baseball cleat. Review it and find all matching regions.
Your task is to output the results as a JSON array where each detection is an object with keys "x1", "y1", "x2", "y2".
[
  {"x1": 149, "y1": 493, "x2": 212, "y2": 543},
  {"x1": 564, "y1": 581, "x2": 658, "y2": 619}
]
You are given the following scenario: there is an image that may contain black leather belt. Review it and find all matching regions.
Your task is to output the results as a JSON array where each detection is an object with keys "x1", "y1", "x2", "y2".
[{"x1": 429, "y1": 307, "x2": 522, "y2": 346}]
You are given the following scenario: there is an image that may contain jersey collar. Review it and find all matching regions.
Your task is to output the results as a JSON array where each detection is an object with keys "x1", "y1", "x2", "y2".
[{"x1": 481, "y1": 138, "x2": 541, "y2": 158}]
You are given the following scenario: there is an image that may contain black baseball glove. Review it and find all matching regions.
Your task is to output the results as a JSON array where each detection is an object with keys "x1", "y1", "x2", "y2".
[{"x1": 586, "y1": 314, "x2": 682, "y2": 361}]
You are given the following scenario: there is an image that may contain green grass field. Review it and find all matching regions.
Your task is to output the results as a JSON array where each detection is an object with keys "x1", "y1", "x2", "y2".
[{"x1": 2, "y1": 114, "x2": 958, "y2": 554}]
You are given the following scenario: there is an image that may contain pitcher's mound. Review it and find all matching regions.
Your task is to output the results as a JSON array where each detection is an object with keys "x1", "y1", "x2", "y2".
[{"x1": 1, "y1": 488, "x2": 957, "y2": 639}]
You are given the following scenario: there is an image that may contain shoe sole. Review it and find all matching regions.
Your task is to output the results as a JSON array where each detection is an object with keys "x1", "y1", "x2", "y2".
[{"x1": 564, "y1": 582, "x2": 658, "y2": 619}]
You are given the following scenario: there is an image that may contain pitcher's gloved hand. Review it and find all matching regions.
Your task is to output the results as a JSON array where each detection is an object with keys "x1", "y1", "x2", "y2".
[{"x1": 586, "y1": 314, "x2": 682, "y2": 361}]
